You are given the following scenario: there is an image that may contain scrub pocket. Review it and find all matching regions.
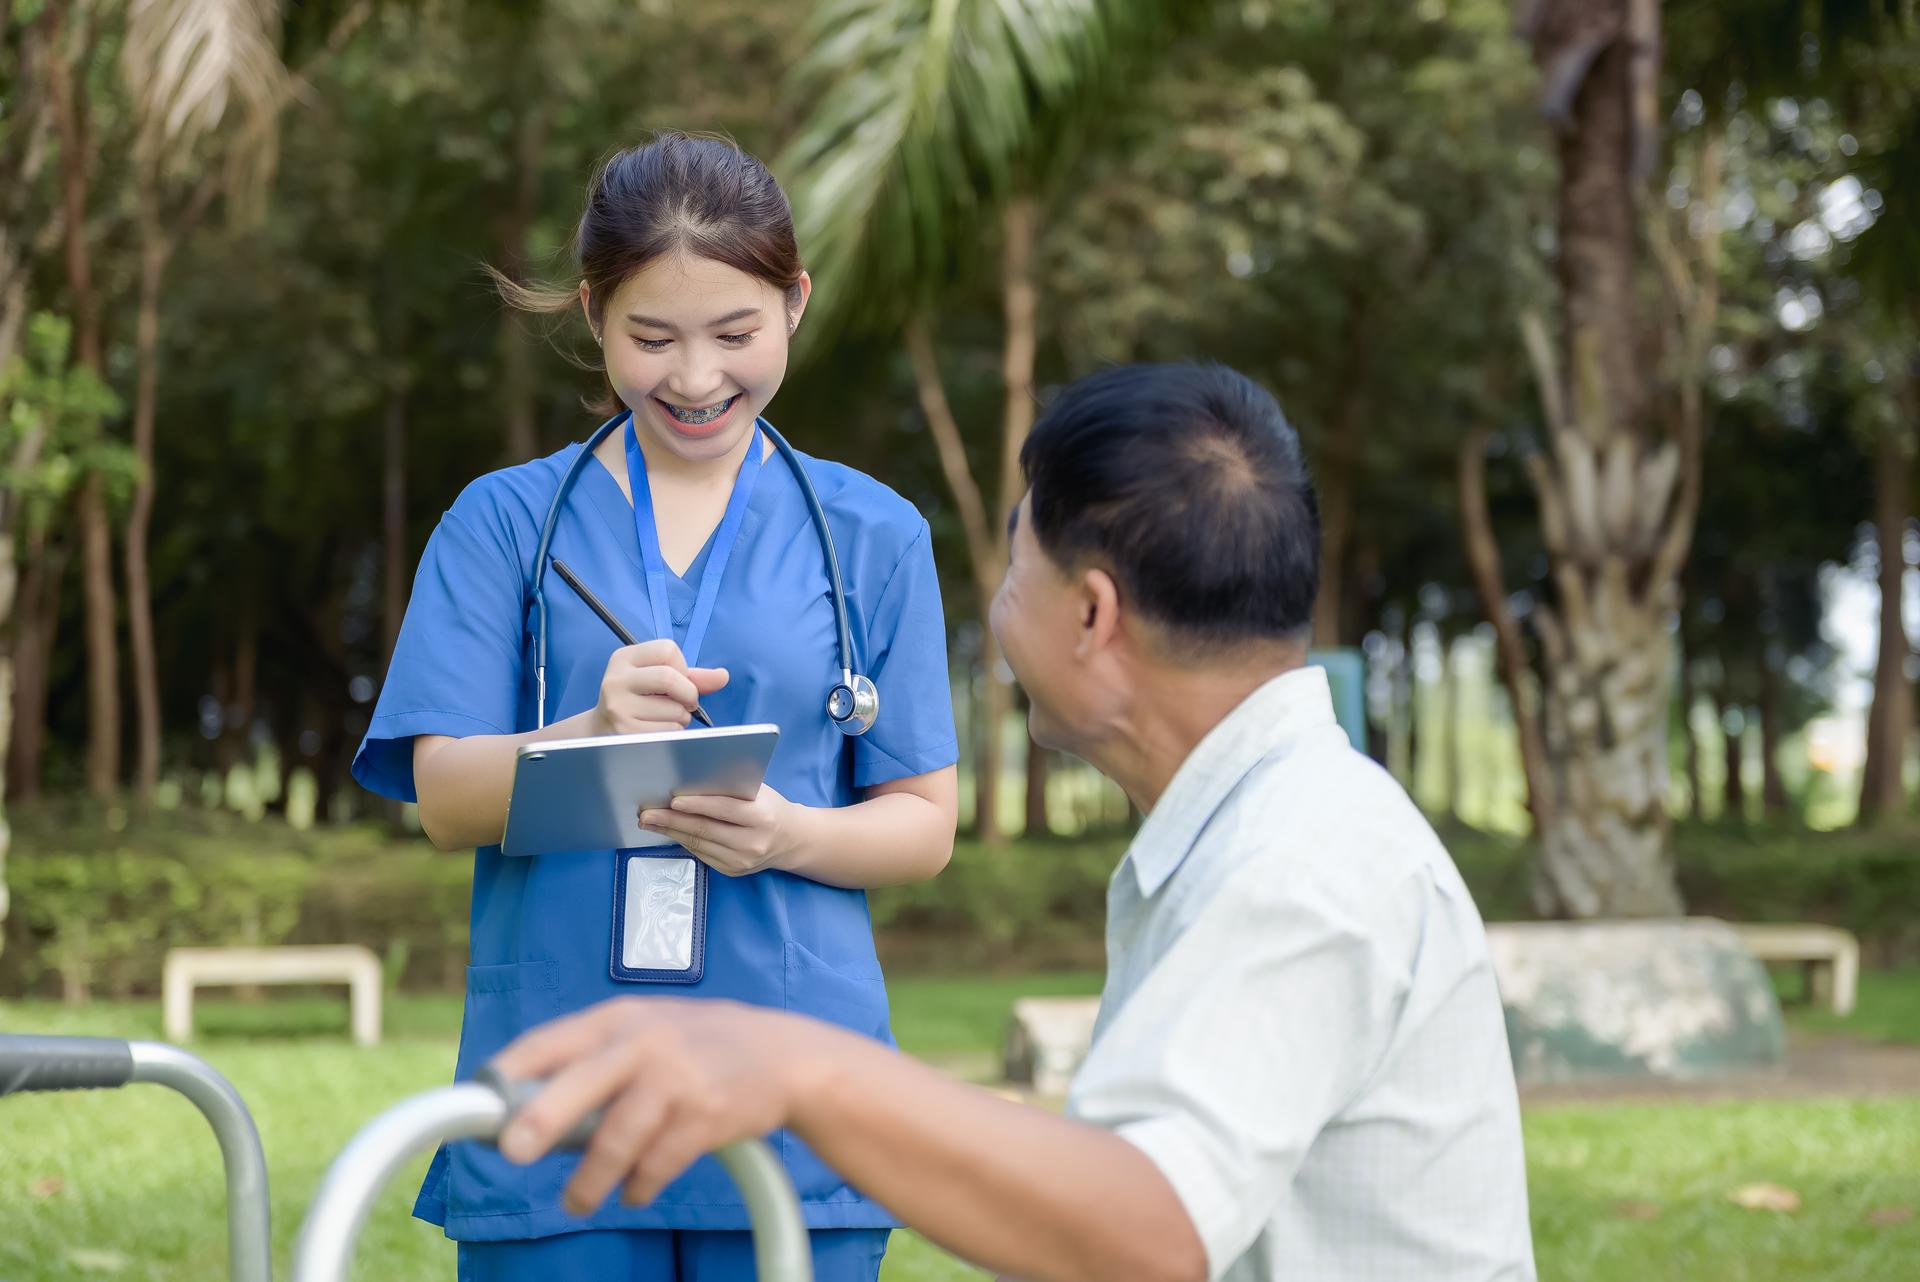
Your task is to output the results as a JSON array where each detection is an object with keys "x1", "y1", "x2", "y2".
[
  {"x1": 610, "y1": 851, "x2": 708, "y2": 983},
  {"x1": 779, "y1": 940, "x2": 897, "y2": 1208}
]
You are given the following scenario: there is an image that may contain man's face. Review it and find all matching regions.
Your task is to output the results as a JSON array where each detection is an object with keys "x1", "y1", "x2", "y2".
[{"x1": 989, "y1": 495, "x2": 1120, "y2": 756}]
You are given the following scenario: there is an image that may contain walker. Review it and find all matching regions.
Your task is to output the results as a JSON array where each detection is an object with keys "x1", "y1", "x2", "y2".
[{"x1": 0, "y1": 1035, "x2": 812, "y2": 1282}]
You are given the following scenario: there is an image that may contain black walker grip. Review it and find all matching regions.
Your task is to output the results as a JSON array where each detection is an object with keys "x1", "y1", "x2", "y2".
[
  {"x1": 475, "y1": 1063, "x2": 605, "y2": 1150},
  {"x1": 0, "y1": 1035, "x2": 136, "y2": 1095}
]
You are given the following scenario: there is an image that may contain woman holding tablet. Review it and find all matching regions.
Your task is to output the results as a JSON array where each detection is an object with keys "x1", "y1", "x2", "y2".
[{"x1": 352, "y1": 132, "x2": 959, "y2": 1282}]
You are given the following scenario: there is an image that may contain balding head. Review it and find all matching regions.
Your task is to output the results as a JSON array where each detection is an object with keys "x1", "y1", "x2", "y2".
[{"x1": 1017, "y1": 362, "x2": 1321, "y2": 656}]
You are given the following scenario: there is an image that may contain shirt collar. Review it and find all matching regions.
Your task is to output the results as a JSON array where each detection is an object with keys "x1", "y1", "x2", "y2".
[{"x1": 1125, "y1": 664, "x2": 1337, "y2": 898}]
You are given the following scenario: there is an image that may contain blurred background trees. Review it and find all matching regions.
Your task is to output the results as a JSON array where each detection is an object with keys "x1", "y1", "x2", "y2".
[{"x1": 0, "y1": 0, "x2": 1915, "y2": 954}]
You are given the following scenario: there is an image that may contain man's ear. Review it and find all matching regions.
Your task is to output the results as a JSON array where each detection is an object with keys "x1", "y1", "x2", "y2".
[{"x1": 1076, "y1": 567, "x2": 1121, "y2": 658}]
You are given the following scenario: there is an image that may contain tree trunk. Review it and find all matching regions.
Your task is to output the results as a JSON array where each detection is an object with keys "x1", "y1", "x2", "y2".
[
  {"x1": 1397, "y1": 621, "x2": 1418, "y2": 791},
  {"x1": 499, "y1": 103, "x2": 548, "y2": 463},
  {"x1": 51, "y1": 5, "x2": 119, "y2": 800},
  {"x1": 1458, "y1": 425, "x2": 1556, "y2": 835},
  {"x1": 224, "y1": 619, "x2": 259, "y2": 771},
  {"x1": 1311, "y1": 403, "x2": 1358, "y2": 648},
  {"x1": 974, "y1": 618, "x2": 1009, "y2": 841},
  {"x1": 126, "y1": 198, "x2": 166, "y2": 808},
  {"x1": 79, "y1": 479, "x2": 118, "y2": 798},
  {"x1": 7, "y1": 531, "x2": 61, "y2": 804},
  {"x1": 1531, "y1": 584, "x2": 1681, "y2": 915},
  {"x1": 1857, "y1": 418, "x2": 1913, "y2": 825},
  {"x1": 1758, "y1": 657, "x2": 1787, "y2": 818},
  {"x1": 1719, "y1": 695, "x2": 1746, "y2": 822},
  {"x1": 1677, "y1": 615, "x2": 1703, "y2": 820},
  {"x1": 1311, "y1": 320, "x2": 1372, "y2": 646},
  {"x1": 1522, "y1": 1, "x2": 1689, "y2": 917},
  {"x1": 1551, "y1": 25, "x2": 1645, "y2": 440},
  {"x1": 1442, "y1": 636, "x2": 1463, "y2": 822},
  {"x1": 383, "y1": 384, "x2": 408, "y2": 665},
  {"x1": 0, "y1": 533, "x2": 15, "y2": 956},
  {"x1": 1024, "y1": 727, "x2": 1050, "y2": 838},
  {"x1": 901, "y1": 196, "x2": 1041, "y2": 846}
]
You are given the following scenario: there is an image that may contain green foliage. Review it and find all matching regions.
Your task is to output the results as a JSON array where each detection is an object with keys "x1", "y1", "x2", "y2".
[
  {"x1": 778, "y1": 0, "x2": 1184, "y2": 341},
  {"x1": 869, "y1": 835, "x2": 1128, "y2": 968},
  {"x1": 6, "y1": 811, "x2": 1917, "y2": 999},
  {"x1": 0, "y1": 313, "x2": 127, "y2": 530},
  {"x1": 0, "y1": 811, "x2": 470, "y2": 999}
]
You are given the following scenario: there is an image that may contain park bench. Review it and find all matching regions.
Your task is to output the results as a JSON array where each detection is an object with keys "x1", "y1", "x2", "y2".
[
  {"x1": 1003, "y1": 996, "x2": 1101, "y2": 1096},
  {"x1": 1730, "y1": 923, "x2": 1859, "y2": 1017},
  {"x1": 162, "y1": 945, "x2": 383, "y2": 1046}
]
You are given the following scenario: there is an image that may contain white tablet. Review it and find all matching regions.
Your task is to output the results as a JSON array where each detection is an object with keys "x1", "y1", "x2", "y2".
[{"x1": 499, "y1": 723, "x2": 780, "y2": 857}]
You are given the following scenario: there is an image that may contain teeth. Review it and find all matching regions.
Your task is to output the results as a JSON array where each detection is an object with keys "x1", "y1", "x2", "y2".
[{"x1": 663, "y1": 396, "x2": 735, "y2": 425}]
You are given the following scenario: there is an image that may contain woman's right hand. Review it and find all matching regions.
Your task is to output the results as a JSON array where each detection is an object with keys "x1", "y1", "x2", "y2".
[{"x1": 592, "y1": 640, "x2": 729, "y2": 735}]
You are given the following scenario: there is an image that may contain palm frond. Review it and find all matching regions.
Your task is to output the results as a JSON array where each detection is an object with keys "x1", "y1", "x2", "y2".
[
  {"x1": 122, "y1": 0, "x2": 287, "y2": 196},
  {"x1": 775, "y1": 0, "x2": 1174, "y2": 343}
]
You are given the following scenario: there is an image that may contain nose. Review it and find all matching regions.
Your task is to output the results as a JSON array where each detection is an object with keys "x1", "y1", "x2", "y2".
[{"x1": 666, "y1": 344, "x2": 728, "y2": 404}]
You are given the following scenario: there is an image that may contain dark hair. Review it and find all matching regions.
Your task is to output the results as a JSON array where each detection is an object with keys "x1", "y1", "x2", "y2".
[
  {"x1": 1019, "y1": 363, "x2": 1321, "y2": 649},
  {"x1": 495, "y1": 132, "x2": 803, "y2": 412}
]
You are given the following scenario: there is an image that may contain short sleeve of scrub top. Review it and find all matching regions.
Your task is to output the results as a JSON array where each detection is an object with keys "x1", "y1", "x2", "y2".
[
  {"x1": 354, "y1": 487, "x2": 528, "y2": 803},
  {"x1": 849, "y1": 521, "x2": 955, "y2": 788}
]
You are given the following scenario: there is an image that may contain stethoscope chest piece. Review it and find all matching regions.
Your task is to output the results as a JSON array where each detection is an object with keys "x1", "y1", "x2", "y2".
[{"x1": 826, "y1": 672, "x2": 879, "y2": 737}]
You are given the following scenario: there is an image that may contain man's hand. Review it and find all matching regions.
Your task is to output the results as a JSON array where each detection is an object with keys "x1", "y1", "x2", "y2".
[{"x1": 492, "y1": 998, "x2": 813, "y2": 1216}]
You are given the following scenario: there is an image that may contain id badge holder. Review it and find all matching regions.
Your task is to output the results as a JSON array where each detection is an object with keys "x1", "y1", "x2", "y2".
[{"x1": 611, "y1": 850, "x2": 707, "y2": 984}]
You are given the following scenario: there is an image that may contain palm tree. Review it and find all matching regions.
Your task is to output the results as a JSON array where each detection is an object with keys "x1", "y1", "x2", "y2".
[
  {"x1": 777, "y1": 0, "x2": 1178, "y2": 841},
  {"x1": 117, "y1": 0, "x2": 369, "y2": 808},
  {"x1": 1464, "y1": 0, "x2": 1699, "y2": 917},
  {"x1": 119, "y1": 0, "x2": 295, "y2": 808}
]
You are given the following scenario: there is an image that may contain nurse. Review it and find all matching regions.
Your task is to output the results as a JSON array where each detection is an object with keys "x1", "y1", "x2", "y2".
[{"x1": 352, "y1": 131, "x2": 960, "y2": 1281}]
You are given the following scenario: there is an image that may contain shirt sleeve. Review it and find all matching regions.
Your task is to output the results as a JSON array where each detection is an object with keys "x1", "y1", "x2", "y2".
[
  {"x1": 851, "y1": 520, "x2": 959, "y2": 788},
  {"x1": 351, "y1": 505, "x2": 528, "y2": 803},
  {"x1": 1065, "y1": 864, "x2": 1424, "y2": 1279}
]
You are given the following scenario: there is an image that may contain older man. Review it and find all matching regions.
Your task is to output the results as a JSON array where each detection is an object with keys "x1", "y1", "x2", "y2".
[{"x1": 492, "y1": 363, "x2": 1536, "y2": 1282}]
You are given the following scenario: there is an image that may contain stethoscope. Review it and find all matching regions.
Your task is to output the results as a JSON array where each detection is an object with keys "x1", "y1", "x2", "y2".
[{"x1": 528, "y1": 410, "x2": 879, "y2": 737}]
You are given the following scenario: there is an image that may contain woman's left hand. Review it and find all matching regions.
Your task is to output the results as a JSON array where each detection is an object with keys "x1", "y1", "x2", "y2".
[{"x1": 640, "y1": 785, "x2": 800, "y2": 876}]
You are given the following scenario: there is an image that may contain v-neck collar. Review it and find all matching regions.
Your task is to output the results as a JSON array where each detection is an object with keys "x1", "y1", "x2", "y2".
[{"x1": 575, "y1": 440, "x2": 768, "y2": 584}]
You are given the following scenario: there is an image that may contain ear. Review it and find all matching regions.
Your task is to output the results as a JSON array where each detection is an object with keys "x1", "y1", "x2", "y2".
[
  {"x1": 579, "y1": 281, "x2": 600, "y2": 342},
  {"x1": 1076, "y1": 567, "x2": 1122, "y2": 659},
  {"x1": 786, "y1": 271, "x2": 813, "y2": 333}
]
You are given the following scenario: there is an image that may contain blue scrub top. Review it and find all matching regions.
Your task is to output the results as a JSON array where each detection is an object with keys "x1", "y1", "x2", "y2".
[{"x1": 352, "y1": 427, "x2": 958, "y2": 1241}]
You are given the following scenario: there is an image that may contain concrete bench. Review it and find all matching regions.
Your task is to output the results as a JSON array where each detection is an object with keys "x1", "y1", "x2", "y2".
[
  {"x1": 162, "y1": 945, "x2": 383, "y2": 1045},
  {"x1": 1003, "y1": 996, "x2": 1102, "y2": 1096},
  {"x1": 1731, "y1": 923, "x2": 1859, "y2": 1016}
]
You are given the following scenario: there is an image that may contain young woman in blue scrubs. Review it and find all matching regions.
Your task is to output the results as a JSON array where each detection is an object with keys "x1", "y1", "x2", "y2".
[{"x1": 352, "y1": 132, "x2": 960, "y2": 1281}]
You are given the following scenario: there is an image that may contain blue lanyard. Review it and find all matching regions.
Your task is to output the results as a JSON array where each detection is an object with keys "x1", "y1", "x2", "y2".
[{"x1": 623, "y1": 415, "x2": 765, "y2": 668}]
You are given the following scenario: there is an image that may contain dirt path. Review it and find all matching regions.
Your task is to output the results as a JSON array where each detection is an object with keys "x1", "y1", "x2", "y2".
[{"x1": 1522, "y1": 1032, "x2": 1920, "y2": 1106}]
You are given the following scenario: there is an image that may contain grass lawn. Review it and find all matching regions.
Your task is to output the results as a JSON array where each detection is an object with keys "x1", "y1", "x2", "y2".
[{"x1": 3, "y1": 972, "x2": 1917, "y2": 1281}]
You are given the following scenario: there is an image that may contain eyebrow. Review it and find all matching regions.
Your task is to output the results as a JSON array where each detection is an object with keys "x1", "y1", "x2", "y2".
[{"x1": 625, "y1": 307, "x2": 763, "y2": 331}]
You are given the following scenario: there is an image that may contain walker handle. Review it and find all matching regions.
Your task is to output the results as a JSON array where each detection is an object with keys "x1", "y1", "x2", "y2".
[
  {"x1": 0, "y1": 1036, "x2": 271, "y2": 1282},
  {"x1": 292, "y1": 1071, "x2": 814, "y2": 1282},
  {"x1": 0, "y1": 1034, "x2": 137, "y2": 1094}
]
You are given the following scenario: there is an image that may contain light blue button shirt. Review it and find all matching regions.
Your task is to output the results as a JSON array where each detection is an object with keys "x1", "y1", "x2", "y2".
[{"x1": 1067, "y1": 666, "x2": 1537, "y2": 1282}]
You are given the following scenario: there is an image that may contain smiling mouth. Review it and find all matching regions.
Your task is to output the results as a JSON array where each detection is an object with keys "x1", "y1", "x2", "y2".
[{"x1": 657, "y1": 395, "x2": 739, "y2": 426}]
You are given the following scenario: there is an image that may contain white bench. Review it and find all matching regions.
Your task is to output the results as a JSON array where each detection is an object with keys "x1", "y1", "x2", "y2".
[
  {"x1": 1732, "y1": 923, "x2": 1859, "y2": 1016},
  {"x1": 162, "y1": 945, "x2": 383, "y2": 1045},
  {"x1": 1003, "y1": 996, "x2": 1102, "y2": 1096}
]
